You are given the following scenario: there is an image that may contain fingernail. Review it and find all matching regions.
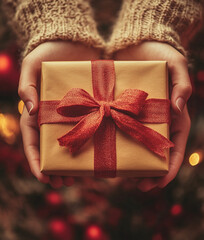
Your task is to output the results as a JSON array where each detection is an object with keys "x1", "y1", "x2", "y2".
[
  {"x1": 176, "y1": 97, "x2": 185, "y2": 112},
  {"x1": 26, "y1": 101, "x2": 34, "y2": 115}
]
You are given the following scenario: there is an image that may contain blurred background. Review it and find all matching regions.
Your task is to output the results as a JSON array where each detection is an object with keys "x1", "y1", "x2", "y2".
[{"x1": 1, "y1": 1, "x2": 204, "y2": 240}]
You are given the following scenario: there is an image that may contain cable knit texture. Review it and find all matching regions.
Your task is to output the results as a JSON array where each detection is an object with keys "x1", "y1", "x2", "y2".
[
  {"x1": 106, "y1": 0, "x2": 203, "y2": 57},
  {"x1": 1, "y1": 0, "x2": 105, "y2": 57},
  {"x1": 1, "y1": 0, "x2": 203, "y2": 58}
]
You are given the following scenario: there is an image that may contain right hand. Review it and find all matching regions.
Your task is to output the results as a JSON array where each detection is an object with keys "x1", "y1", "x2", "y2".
[
  {"x1": 114, "y1": 41, "x2": 192, "y2": 191},
  {"x1": 19, "y1": 41, "x2": 101, "y2": 188}
]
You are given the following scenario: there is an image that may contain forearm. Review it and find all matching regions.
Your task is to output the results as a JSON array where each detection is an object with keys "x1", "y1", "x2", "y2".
[
  {"x1": 106, "y1": 0, "x2": 203, "y2": 57},
  {"x1": 1, "y1": 0, "x2": 104, "y2": 58}
]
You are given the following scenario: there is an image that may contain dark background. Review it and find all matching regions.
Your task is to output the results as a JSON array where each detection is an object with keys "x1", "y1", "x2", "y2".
[{"x1": 0, "y1": 1, "x2": 204, "y2": 240}]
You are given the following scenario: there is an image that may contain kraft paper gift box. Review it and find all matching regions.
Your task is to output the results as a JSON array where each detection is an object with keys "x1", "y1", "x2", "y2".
[{"x1": 39, "y1": 61, "x2": 172, "y2": 177}]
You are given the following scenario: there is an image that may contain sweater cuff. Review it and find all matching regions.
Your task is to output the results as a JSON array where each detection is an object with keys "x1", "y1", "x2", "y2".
[
  {"x1": 3, "y1": 0, "x2": 104, "y2": 57},
  {"x1": 106, "y1": 0, "x2": 202, "y2": 58}
]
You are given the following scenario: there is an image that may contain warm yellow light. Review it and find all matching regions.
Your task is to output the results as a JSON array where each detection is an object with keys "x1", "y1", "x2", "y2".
[
  {"x1": 189, "y1": 152, "x2": 200, "y2": 166},
  {"x1": 0, "y1": 113, "x2": 20, "y2": 144},
  {"x1": 18, "y1": 100, "x2": 24, "y2": 114}
]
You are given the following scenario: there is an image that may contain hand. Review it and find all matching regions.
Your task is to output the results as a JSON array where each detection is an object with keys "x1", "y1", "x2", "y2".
[
  {"x1": 114, "y1": 41, "x2": 192, "y2": 191},
  {"x1": 136, "y1": 106, "x2": 190, "y2": 191},
  {"x1": 19, "y1": 41, "x2": 101, "y2": 188}
]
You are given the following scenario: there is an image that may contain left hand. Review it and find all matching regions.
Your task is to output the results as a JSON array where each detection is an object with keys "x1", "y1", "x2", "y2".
[
  {"x1": 135, "y1": 106, "x2": 190, "y2": 191},
  {"x1": 114, "y1": 41, "x2": 191, "y2": 191}
]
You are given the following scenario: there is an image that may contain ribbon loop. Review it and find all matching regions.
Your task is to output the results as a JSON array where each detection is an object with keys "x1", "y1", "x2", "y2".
[
  {"x1": 57, "y1": 88, "x2": 99, "y2": 117},
  {"x1": 112, "y1": 89, "x2": 148, "y2": 116}
]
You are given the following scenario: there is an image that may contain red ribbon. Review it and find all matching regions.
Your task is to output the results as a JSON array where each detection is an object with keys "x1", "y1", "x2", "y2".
[{"x1": 39, "y1": 60, "x2": 174, "y2": 178}]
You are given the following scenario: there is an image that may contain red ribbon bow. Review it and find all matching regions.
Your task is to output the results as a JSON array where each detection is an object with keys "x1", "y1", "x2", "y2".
[
  {"x1": 39, "y1": 60, "x2": 174, "y2": 177},
  {"x1": 56, "y1": 87, "x2": 173, "y2": 158}
]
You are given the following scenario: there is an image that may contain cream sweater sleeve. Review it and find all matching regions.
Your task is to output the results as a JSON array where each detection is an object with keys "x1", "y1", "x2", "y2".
[
  {"x1": 106, "y1": 0, "x2": 203, "y2": 57},
  {"x1": 1, "y1": 0, "x2": 104, "y2": 57}
]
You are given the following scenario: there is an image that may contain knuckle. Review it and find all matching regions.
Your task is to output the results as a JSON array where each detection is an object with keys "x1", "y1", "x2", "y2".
[
  {"x1": 184, "y1": 84, "x2": 192, "y2": 97},
  {"x1": 18, "y1": 86, "x2": 23, "y2": 98},
  {"x1": 18, "y1": 86, "x2": 26, "y2": 99},
  {"x1": 18, "y1": 85, "x2": 36, "y2": 101}
]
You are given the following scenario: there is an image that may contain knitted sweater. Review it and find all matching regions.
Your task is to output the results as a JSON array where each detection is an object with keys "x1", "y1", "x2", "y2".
[
  {"x1": 1, "y1": 0, "x2": 203, "y2": 58},
  {"x1": 1, "y1": 0, "x2": 105, "y2": 57}
]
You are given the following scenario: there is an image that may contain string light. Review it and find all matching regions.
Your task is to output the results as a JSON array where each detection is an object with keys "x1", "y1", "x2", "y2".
[
  {"x1": 171, "y1": 204, "x2": 183, "y2": 216},
  {"x1": 18, "y1": 100, "x2": 24, "y2": 114},
  {"x1": 0, "y1": 54, "x2": 11, "y2": 73},
  {"x1": 45, "y1": 191, "x2": 62, "y2": 206},
  {"x1": 86, "y1": 225, "x2": 102, "y2": 240},
  {"x1": 0, "y1": 113, "x2": 19, "y2": 144},
  {"x1": 49, "y1": 219, "x2": 66, "y2": 235},
  {"x1": 189, "y1": 152, "x2": 203, "y2": 166}
]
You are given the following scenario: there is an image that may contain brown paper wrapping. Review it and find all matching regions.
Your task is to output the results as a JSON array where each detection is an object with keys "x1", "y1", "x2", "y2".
[{"x1": 40, "y1": 61, "x2": 169, "y2": 177}]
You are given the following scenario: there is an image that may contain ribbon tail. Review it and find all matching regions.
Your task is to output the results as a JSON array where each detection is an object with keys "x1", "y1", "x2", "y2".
[
  {"x1": 58, "y1": 110, "x2": 104, "y2": 153},
  {"x1": 111, "y1": 111, "x2": 174, "y2": 158}
]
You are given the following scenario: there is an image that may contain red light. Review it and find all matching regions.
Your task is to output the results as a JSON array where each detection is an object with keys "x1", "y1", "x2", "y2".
[
  {"x1": 0, "y1": 54, "x2": 12, "y2": 73},
  {"x1": 49, "y1": 219, "x2": 66, "y2": 235},
  {"x1": 45, "y1": 191, "x2": 62, "y2": 205},
  {"x1": 86, "y1": 225, "x2": 102, "y2": 239},
  {"x1": 171, "y1": 204, "x2": 183, "y2": 216}
]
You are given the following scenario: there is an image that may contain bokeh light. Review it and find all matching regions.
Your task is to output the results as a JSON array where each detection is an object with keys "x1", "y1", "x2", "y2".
[
  {"x1": 0, "y1": 113, "x2": 19, "y2": 144},
  {"x1": 45, "y1": 191, "x2": 62, "y2": 206},
  {"x1": 86, "y1": 225, "x2": 102, "y2": 240},
  {"x1": 49, "y1": 219, "x2": 66, "y2": 235},
  {"x1": 189, "y1": 152, "x2": 202, "y2": 166},
  {"x1": 18, "y1": 100, "x2": 24, "y2": 115},
  {"x1": 171, "y1": 204, "x2": 183, "y2": 216},
  {"x1": 0, "y1": 53, "x2": 12, "y2": 73}
]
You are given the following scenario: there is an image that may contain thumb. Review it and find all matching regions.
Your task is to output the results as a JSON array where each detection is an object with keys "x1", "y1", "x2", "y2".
[
  {"x1": 18, "y1": 60, "x2": 39, "y2": 115},
  {"x1": 169, "y1": 59, "x2": 192, "y2": 114}
]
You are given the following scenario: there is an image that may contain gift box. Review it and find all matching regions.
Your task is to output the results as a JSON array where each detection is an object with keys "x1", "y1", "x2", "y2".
[{"x1": 39, "y1": 60, "x2": 173, "y2": 178}]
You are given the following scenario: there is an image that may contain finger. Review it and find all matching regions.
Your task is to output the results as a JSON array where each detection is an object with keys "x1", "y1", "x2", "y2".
[
  {"x1": 49, "y1": 176, "x2": 63, "y2": 189},
  {"x1": 168, "y1": 58, "x2": 192, "y2": 114},
  {"x1": 137, "y1": 178, "x2": 158, "y2": 192},
  {"x1": 158, "y1": 107, "x2": 190, "y2": 188},
  {"x1": 63, "y1": 177, "x2": 75, "y2": 187},
  {"x1": 20, "y1": 108, "x2": 49, "y2": 183},
  {"x1": 18, "y1": 58, "x2": 39, "y2": 115},
  {"x1": 131, "y1": 178, "x2": 140, "y2": 183}
]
